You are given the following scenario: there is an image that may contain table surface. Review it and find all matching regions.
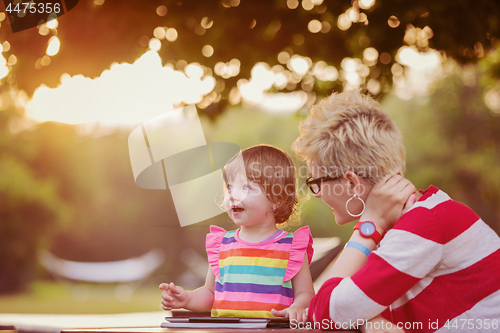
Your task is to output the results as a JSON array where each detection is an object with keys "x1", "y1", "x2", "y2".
[
  {"x1": 1, "y1": 312, "x2": 360, "y2": 333},
  {"x1": 62, "y1": 327, "x2": 359, "y2": 333}
]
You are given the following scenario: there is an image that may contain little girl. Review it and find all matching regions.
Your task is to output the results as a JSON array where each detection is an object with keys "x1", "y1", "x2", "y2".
[{"x1": 160, "y1": 144, "x2": 314, "y2": 323}]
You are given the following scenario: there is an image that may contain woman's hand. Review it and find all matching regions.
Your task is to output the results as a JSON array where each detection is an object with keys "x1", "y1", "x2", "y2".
[
  {"x1": 360, "y1": 174, "x2": 416, "y2": 233},
  {"x1": 271, "y1": 306, "x2": 308, "y2": 324},
  {"x1": 159, "y1": 282, "x2": 189, "y2": 310}
]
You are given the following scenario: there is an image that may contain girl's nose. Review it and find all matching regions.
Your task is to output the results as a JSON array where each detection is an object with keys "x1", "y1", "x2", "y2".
[
  {"x1": 229, "y1": 189, "x2": 244, "y2": 202},
  {"x1": 226, "y1": 192, "x2": 236, "y2": 204}
]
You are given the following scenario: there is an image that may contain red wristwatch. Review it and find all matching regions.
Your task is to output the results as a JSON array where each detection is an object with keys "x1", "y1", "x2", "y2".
[{"x1": 354, "y1": 221, "x2": 383, "y2": 244}]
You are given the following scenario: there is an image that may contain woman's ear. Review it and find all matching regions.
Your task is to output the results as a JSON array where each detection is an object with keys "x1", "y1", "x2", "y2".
[
  {"x1": 344, "y1": 171, "x2": 373, "y2": 199},
  {"x1": 344, "y1": 171, "x2": 362, "y2": 195}
]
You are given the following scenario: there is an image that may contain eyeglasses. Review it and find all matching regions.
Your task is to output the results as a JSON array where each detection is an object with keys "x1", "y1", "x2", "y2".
[{"x1": 306, "y1": 175, "x2": 340, "y2": 194}]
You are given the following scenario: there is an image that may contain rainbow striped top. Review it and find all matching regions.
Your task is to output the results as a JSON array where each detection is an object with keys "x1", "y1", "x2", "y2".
[{"x1": 206, "y1": 225, "x2": 313, "y2": 318}]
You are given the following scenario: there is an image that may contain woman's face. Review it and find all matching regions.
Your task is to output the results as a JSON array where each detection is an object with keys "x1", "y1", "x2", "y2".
[{"x1": 308, "y1": 161, "x2": 369, "y2": 225}]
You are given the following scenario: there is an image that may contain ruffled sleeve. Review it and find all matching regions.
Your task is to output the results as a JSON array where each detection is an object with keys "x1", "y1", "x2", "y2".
[
  {"x1": 283, "y1": 226, "x2": 314, "y2": 282},
  {"x1": 206, "y1": 225, "x2": 226, "y2": 280}
]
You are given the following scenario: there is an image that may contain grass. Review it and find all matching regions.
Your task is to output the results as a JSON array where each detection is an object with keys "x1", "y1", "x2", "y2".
[{"x1": 0, "y1": 280, "x2": 163, "y2": 314}]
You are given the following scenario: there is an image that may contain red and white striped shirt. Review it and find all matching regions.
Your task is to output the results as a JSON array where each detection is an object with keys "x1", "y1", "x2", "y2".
[{"x1": 308, "y1": 186, "x2": 500, "y2": 332}]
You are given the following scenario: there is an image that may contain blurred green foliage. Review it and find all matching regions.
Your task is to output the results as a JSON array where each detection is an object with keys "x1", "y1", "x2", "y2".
[
  {"x1": 387, "y1": 50, "x2": 500, "y2": 233},
  {"x1": 2, "y1": 0, "x2": 500, "y2": 108},
  {"x1": 0, "y1": 87, "x2": 70, "y2": 293}
]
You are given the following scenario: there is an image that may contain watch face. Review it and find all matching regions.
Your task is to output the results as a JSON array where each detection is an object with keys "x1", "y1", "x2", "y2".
[{"x1": 360, "y1": 222, "x2": 375, "y2": 236}]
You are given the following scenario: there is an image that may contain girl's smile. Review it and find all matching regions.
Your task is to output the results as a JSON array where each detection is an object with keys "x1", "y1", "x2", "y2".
[{"x1": 230, "y1": 204, "x2": 244, "y2": 216}]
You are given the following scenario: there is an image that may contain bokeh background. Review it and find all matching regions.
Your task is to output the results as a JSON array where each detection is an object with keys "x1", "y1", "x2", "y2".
[{"x1": 1, "y1": 0, "x2": 500, "y2": 314}]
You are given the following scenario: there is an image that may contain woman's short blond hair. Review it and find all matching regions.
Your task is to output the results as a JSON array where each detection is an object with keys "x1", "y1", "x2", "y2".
[{"x1": 292, "y1": 90, "x2": 405, "y2": 185}]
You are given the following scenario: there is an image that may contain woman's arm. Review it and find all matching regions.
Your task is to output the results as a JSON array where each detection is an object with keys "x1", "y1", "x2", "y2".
[{"x1": 160, "y1": 267, "x2": 215, "y2": 312}]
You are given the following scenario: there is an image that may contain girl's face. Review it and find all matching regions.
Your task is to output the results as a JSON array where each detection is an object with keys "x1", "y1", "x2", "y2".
[{"x1": 223, "y1": 170, "x2": 276, "y2": 228}]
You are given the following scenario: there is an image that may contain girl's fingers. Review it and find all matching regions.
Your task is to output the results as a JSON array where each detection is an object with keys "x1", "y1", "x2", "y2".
[
  {"x1": 271, "y1": 308, "x2": 288, "y2": 319},
  {"x1": 160, "y1": 282, "x2": 182, "y2": 311},
  {"x1": 162, "y1": 298, "x2": 176, "y2": 308},
  {"x1": 161, "y1": 291, "x2": 176, "y2": 305},
  {"x1": 169, "y1": 282, "x2": 181, "y2": 294},
  {"x1": 161, "y1": 290, "x2": 173, "y2": 300}
]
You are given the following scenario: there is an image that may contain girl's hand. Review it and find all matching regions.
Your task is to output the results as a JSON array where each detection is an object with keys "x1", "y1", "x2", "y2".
[
  {"x1": 159, "y1": 282, "x2": 189, "y2": 310},
  {"x1": 271, "y1": 306, "x2": 308, "y2": 325},
  {"x1": 360, "y1": 174, "x2": 416, "y2": 233}
]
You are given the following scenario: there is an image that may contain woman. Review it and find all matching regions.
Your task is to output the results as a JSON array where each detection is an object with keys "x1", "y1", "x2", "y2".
[{"x1": 292, "y1": 91, "x2": 500, "y2": 333}]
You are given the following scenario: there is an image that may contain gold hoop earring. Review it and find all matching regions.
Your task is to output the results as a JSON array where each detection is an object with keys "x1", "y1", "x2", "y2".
[{"x1": 345, "y1": 194, "x2": 365, "y2": 217}]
